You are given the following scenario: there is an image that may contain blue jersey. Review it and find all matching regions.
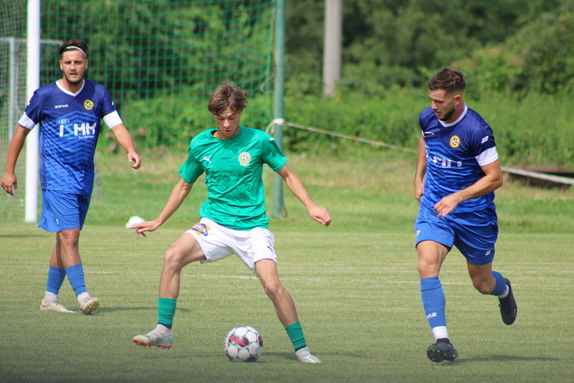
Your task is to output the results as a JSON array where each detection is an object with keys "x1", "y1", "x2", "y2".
[
  {"x1": 19, "y1": 80, "x2": 122, "y2": 194},
  {"x1": 419, "y1": 105, "x2": 498, "y2": 213}
]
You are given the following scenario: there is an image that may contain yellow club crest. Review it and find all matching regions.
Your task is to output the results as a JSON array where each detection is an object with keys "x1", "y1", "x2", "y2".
[
  {"x1": 84, "y1": 99, "x2": 94, "y2": 110},
  {"x1": 450, "y1": 135, "x2": 460, "y2": 148}
]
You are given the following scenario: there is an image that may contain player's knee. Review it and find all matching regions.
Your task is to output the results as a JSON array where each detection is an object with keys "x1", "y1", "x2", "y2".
[
  {"x1": 472, "y1": 279, "x2": 492, "y2": 294},
  {"x1": 262, "y1": 281, "x2": 285, "y2": 300},
  {"x1": 58, "y1": 231, "x2": 79, "y2": 249},
  {"x1": 163, "y1": 247, "x2": 187, "y2": 268}
]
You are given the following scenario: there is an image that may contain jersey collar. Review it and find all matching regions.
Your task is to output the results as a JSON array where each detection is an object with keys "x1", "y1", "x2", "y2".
[
  {"x1": 439, "y1": 104, "x2": 468, "y2": 128},
  {"x1": 56, "y1": 79, "x2": 86, "y2": 97}
]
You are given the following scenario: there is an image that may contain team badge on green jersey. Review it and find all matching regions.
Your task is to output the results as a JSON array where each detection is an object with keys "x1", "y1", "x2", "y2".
[{"x1": 239, "y1": 152, "x2": 251, "y2": 166}]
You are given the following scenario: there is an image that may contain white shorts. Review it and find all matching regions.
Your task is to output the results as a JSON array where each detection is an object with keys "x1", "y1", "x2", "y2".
[{"x1": 184, "y1": 218, "x2": 277, "y2": 271}]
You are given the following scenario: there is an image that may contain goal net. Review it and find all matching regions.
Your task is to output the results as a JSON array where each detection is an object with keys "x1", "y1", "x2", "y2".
[{"x1": 0, "y1": 0, "x2": 275, "y2": 224}]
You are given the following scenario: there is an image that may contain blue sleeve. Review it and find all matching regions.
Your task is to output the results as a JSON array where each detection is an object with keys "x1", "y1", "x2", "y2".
[
  {"x1": 418, "y1": 107, "x2": 435, "y2": 132},
  {"x1": 97, "y1": 84, "x2": 118, "y2": 118},
  {"x1": 23, "y1": 90, "x2": 44, "y2": 126},
  {"x1": 466, "y1": 116, "x2": 496, "y2": 157}
]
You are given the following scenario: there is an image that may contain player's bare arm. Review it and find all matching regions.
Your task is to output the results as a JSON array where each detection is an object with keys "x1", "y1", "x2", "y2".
[
  {"x1": 110, "y1": 124, "x2": 142, "y2": 169},
  {"x1": 434, "y1": 159, "x2": 503, "y2": 218},
  {"x1": 414, "y1": 137, "x2": 427, "y2": 202},
  {"x1": 1, "y1": 125, "x2": 31, "y2": 195},
  {"x1": 131, "y1": 178, "x2": 194, "y2": 238},
  {"x1": 276, "y1": 164, "x2": 331, "y2": 227}
]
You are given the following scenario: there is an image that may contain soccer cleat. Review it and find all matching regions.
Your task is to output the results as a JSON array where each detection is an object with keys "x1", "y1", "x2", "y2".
[
  {"x1": 427, "y1": 339, "x2": 458, "y2": 362},
  {"x1": 80, "y1": 296, "x2": 100, "y2": 315},
  {"x1": 499, "y1": 278, "x2": 517, "y2": 325},
  {"x1": 295, "y1": 347, "x2": 321, "y2": 363},
  {"x1": 40, "y1": 299, "x2": 75, "y2": 313},
  {"x1": 133, "y1": 330, "x2": 173, "y2": 349}
]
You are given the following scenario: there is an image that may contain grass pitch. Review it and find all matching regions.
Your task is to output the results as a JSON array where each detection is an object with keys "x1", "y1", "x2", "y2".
[
  {"x1": 0, "y1": 224, "x2": 573, "y2": 382},
  {"x1": 1, "y1": 151, "x2": 573, "y2": 382}
]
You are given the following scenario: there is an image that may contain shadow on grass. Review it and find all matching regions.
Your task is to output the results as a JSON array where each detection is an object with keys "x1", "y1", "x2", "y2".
[
  {"x1": 95, "y1": 306, "x2": 192, "y2": 314},
  {"x1": 455, "y1": 355, "x2": 559, "y2": 363},
  {"x1": 136, "y1": 351, "x2": 297, "y2": 362}
]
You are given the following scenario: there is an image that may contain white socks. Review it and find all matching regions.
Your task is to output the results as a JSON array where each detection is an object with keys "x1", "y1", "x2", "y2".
[
  {"x1": 44, "y1": 291, "x2": 59, "y2": 303},
  {"x1": 77, "y1": 292, "x2": 90, "y2": 305}
]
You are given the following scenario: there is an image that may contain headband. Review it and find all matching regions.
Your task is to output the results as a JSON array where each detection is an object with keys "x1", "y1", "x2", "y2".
[{"x1": 64, "y1": 46, "x2": 87, "y2": 58}]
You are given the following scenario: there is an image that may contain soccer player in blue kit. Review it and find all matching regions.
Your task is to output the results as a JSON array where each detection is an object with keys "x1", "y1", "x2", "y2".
[
  {"x1": 1, "y1": 39, "x2": 141, "y2": 314},
  {"x1": 414, "y1": 68, "x2": 517, "y2": 362},
  {"x1": 130, "y1": 82, "x2": 331, "y2": 363}
]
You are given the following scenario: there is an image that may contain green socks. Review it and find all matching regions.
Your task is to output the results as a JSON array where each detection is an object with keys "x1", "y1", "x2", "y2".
[
  {"x1": 158, "y1": 297, "x2": 177, "y2": 327},
  {"x1": 285, "y1": 321, "x2": 307, "y2": 350},
  {"x1": 158, "y1": 299, "x2": 306, "y2": 350}
]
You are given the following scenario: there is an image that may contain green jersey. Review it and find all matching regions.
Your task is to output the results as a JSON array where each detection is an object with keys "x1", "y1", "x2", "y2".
[{"x1": 179, "y1": 127, "x2": 287, "y2": 230}]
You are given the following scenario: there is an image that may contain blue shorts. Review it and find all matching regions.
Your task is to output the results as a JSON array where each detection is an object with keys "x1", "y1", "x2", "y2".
[
  {"x1": 40, "y1": 190, "x2": 91, "y2": 232},
  {"x1": 415, "y1": 199, "x2": 498, "y2": 265}
]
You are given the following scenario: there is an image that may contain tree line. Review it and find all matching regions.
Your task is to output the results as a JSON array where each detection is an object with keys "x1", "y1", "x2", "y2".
[{"x1": 285, "y1": 0, "x2": 574, "y2": 97}]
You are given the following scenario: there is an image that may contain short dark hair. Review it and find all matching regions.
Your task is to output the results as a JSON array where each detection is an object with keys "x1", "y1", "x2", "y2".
[
  {"x1": 428, "y1": 67, "x2": 465, "y2": 95},
  {"x1": 58, "y1": 39, "x2": 88, "y2": 58},
  {"x1": 207, "y1": 82, "x2": 248, "y2": 115}
]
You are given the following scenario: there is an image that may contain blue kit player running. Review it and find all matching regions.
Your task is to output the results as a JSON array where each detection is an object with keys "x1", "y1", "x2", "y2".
[
  {"x1": 130, "y1": 82, "x2": 331, "y2": 363},
  {"x1": 413, "y1": 67, "x2": 517, "y2": 362},
  {"x1": 2, "y1": 39, "x2": 141, "y2": 314}
]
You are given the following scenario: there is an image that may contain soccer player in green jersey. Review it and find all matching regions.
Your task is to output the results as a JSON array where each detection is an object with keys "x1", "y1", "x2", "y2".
[{"x1": 131, "y1": 82, "x2": 331, "y2": 363}]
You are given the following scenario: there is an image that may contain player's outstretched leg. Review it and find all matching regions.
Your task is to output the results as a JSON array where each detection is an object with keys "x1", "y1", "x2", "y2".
[
  {"x1": 133, "y1": 324, "x2": 173, "y2": 349},
  {"x1": 427, "y1": 338, "x2": 458, "y2": 362},
  {"x1": 498, "y1": 278, "x2": 517, "y2": 325}
]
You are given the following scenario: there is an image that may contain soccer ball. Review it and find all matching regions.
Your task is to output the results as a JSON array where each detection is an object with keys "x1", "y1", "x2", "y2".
[{"x1": 224, "y1": 326, "x2": 263, "y2": 362}]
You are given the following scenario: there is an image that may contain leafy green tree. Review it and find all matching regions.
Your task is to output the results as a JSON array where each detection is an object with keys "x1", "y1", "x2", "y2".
[
  {"x1": 506, "y1": 12, "x2": 574, "y2": 94},
  {"x1": 285, "y1": 0, "x2": 560, "y2": 94}
]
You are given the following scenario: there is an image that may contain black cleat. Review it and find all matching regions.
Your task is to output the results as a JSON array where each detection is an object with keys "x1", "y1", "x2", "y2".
[
  {"x1": 427, "y1": 339, "x2": 458, "y2": 362},
  {"x1": 498, "y1": 278, "x2": 517, "y2": 325}
]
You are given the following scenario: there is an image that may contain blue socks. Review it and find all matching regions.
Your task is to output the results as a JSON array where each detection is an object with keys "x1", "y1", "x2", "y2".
[
  {"x1": 46, "y1": 266, "x2": 67, "y2": 294},
  {"x1": 66, "y1": 264, "x2": 87, "y2": 296},
  {"x1": 420, "y1": 277, "x2": 447, "y2": 329},
  {"x1": 491, "y1": 271, "x2": 508, "y2": 296}
]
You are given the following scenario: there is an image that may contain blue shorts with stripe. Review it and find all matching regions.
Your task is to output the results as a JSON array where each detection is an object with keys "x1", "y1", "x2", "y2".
[{"x1": 415, "y1": 198, "x2": 498, "y2": 265}]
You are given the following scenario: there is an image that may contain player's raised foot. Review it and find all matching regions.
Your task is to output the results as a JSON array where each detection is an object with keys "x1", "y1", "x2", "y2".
[
  {"x1": 40, "y1": 299, "x2": 75, "y2": 313},
  {"x1": 427, "y1": 339, "x2": 458, "y2": 363},
  {"x1": 80, "y1": 296, "x2": 100, "y2": 314},
  {"x1": 498, "y1": 278, "x2": 517, "y2": 325},
  {"x1": 295, "y1": 347, "x2": 321, "y2": 364},
  {"x1": 133, "y1": 330, "x2": 173, "y2": 349}
]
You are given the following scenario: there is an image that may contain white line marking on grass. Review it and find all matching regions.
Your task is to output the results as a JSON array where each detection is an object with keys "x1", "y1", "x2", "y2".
[{"x1": 3, "y1": 267, "x2": 574, "y2": 288}]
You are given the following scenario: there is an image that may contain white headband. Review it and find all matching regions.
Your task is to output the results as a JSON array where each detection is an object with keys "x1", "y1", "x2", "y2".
[{"x1": 64, "y1": 46, "x2": 87, "y2": 58}]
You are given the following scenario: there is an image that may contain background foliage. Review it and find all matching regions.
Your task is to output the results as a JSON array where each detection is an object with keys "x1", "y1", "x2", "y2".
[
  {"x1": 285, "y1": 0, "x2": 574, "y2": 96},
  {"x1": 22, "y1": 0, "x2": 574, "y2": 169}
]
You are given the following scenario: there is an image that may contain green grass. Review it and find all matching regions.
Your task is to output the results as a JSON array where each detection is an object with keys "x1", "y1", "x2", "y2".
[
  {"x1": 0, "y1": 226, "x2": 573, "y2": 382},
  {"x1": 1, "y1": 150, "x2": 573, "y2": 382}
]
